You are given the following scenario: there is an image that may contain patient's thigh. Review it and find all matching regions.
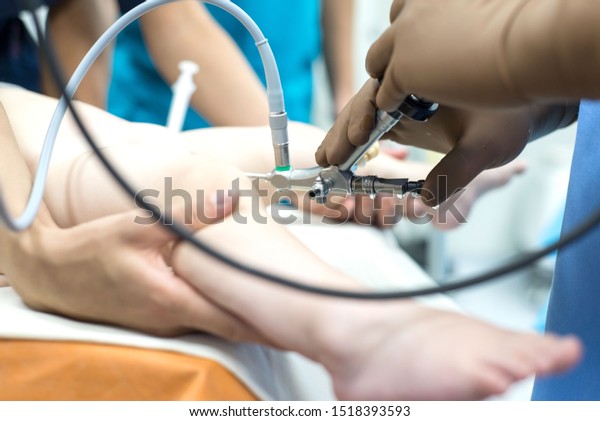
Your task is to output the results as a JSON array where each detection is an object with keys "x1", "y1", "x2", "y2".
[
  {"x1": 0, "y1": 88, "x2": 242, "y2": 226},
  {"x1": 45, "y1": 126, "x2": 239, "y2": 227}
]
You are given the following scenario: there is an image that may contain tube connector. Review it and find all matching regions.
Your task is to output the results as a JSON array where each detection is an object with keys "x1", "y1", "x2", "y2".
[{"x1": 269, "y1": 111, "x2": 290, "y2": 170}]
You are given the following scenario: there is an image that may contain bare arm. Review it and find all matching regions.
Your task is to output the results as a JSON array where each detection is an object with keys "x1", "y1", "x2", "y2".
[
  {"x1": 322, "y1": 0, "x2": 355, "y2": 114},
  {"x1": 40, "y1": 0, "x2": 118, "y2": 108},
  {"x1": 140, "y1": 2, "x2": 269, "y2": 126}
]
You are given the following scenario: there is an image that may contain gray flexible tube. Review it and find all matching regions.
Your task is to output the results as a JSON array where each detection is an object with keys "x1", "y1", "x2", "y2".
[{"x1": 0, "y1": 0, "x2": 289, "y2": 230}]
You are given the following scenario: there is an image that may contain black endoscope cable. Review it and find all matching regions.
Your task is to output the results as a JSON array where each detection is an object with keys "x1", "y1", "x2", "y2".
[{"x1": 27, "y1": 6, "x2": 600, "y2": 300}]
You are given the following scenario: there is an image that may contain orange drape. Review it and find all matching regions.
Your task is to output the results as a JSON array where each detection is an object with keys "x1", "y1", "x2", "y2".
[{"x1": 0, "y1": 340, "x2": 257, "y2": 401}]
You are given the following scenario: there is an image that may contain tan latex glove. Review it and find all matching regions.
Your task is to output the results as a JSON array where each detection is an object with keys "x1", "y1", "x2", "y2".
[
  {"x1": 317, "y1": 80, "x2": 578, "y2": 205},
  {"x1": 369, "y1": 0, "x2": 600, "y2": 111}
]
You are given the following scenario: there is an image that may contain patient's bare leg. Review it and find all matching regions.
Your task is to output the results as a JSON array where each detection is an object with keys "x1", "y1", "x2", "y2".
[
  {"x1": 172, "y1": 201, "x2": 580, "y2": 400},
  {"x1": 4, "y1": 88, "x2": 581, "y2": 400}
]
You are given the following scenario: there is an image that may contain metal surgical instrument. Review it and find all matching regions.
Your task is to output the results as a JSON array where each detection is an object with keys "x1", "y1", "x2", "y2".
[{"x1": 248, "y1": 94, "x2": 438, "y2": 204}]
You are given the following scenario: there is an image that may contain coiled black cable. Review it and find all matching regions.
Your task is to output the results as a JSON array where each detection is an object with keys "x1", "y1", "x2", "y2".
[{"x1": 21, "y1": 2, "x2": 600, "y2": 300}]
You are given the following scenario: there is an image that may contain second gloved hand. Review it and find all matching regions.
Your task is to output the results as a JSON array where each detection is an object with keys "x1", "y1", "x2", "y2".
[{"x1": 317, "y1": 81, "x2": 577, "y2": 205}]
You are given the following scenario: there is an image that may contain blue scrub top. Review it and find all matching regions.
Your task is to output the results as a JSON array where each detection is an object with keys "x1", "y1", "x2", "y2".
[
  {"x1": 108, "y1": 0, "x2": 321, "y2": 129},
  {"x1": 532, "y1": 100, "x2": 600, "y2": 400},
  {"x1": 0, "y1": 0, "x2": 60, "y2": 91},
  {"x1": 0, "y1": 0, "x2": 132, "y2": 92},
  {"x1": 0, "y1": 17, "x2": 39, "y2": 91}
]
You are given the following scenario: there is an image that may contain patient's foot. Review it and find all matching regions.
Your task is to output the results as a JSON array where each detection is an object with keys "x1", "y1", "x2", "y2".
[
  {"x1": 173, "y1": 240, "x2": 581, "y2": 401},
  {"x1": 424, "y1": 160, "x2": 527, "y2": 230},
  {"x1": 319, "y1": 300, "x2": 580, "y2": 400}
]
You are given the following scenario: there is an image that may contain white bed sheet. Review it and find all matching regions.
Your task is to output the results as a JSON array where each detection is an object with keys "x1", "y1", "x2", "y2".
[{"x1": 0, "y1": 218, "x2": 457, "y2": 400}]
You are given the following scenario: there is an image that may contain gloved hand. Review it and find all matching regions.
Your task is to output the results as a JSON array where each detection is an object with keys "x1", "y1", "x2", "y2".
[
  {"x1": 368, "y1": 0, "x2": 600, "y2": 111},
  {"x1": 316, "y1": 79, "x2": 381, "y2": 167},
  {"x1": 388, "y1": 105, "x2": 533, "y2": 206},
  {"x1": 317, "y1": 80, "x2": 578, "y2": 205}
]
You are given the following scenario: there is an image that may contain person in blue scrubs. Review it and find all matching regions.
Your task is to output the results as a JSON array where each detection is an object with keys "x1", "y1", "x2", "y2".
[
  {"x1": 318, "y1": 0, "x2": 600, "y2": 399},
  {"x1": 532, "y1": 101, "x2": 600, "y2": 400},
  {"x1": 206, "y1": 0, "x2": 321, "y2": 124},
  {"x1": 108, "y1": 0, "x2": 353, "y2": 129},
  {"x1": 0, "y1": 0, "x2": 58, "y2": 91},
  {"x1": 0, "y1": 0, "x2": 116, "y2": 107}
]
